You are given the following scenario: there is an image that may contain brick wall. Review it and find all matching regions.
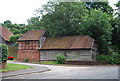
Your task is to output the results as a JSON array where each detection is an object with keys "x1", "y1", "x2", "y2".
[
  {"x1": 18, "y1": 41, "x2": 39, "y2": 50},
  {"x1": 18, "y1": 40, "x2": 40, "y2": 61},
  {"x1": 17, "y1": 50, "x2": 40, "y2": 61}
]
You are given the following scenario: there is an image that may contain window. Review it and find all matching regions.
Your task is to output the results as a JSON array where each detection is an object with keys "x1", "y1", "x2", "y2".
[{"x1": 25, "y1": 41, "x2": 29, "y2": 45}]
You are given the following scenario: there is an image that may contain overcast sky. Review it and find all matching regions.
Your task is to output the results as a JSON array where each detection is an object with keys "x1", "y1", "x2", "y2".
[{"x1": 0, "y1": 0, "x2": 118, "y2": 24}]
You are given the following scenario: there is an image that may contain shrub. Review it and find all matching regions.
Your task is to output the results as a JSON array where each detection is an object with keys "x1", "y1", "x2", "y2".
[
  {"x1": 97, "y1": 52, "x2": 120, "y2": 65},
  {"x1": 0, "y1": 44, "x2": 8, "y2": 63},
  {"x1": 97, "y1": 54, "x2": 110, "y2": 62},
  {"x1": 24, "y1": 58, "x2": 29, "y2": 62},
  {"x1": 109, "y1": 52, "x2": 120, "y2": 64},
  {"x1": 56, "y1": 55, "x2": 65, "y2": 64}
]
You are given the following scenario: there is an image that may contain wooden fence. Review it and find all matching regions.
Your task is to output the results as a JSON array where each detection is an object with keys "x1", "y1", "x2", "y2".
[{"x1": 8, "y1": 46, "x2": 18, "y2": 59}]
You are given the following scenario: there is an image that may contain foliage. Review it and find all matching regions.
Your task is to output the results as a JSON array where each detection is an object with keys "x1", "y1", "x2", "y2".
[
  {"x1": 0, "y1": 63, "x2": 32, "y2": 72},
  {"x1": 85, "y1": 2, "x2": 114, "y2": 15},
  {"x1": 24, "y1": 58, "x2": 29, "y2": 62},
  {"x1": 97, "y1": 54, "x2": 110, "y2": 62},
  {"x1": 56, "y1": 55, "x2": 65, "y2": 64},
  {"x1": 97, "y1": 52, "x2": 120, "y2": 65},
  {"x1": 112, "y1": 1, "x2": 120, "y2": 49},
  {"x1": 0, "y1": 44, "x2": 8, "y2": 63},
  {"x1": 36, "y1": 2, "x2": 88, "y2": 37},
  {"x1": 13, "y1": 42, "x2": 18, "y2": 46},
  {"x1": 109, "y1": 52, "x2": 120, "y2": 64},
  {"x1": 9, "y1": 34, "x2": 22, "y2": 43},
  {"x1": 78, "y1": 9, "x2": 113, "y2": 54}
]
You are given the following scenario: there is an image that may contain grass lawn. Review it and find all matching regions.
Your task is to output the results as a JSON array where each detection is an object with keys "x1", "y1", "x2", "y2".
[
  {"x1": 0, "y1": 63, "x2": 32, "y2": 72},
  {"x1": 32, "y1": 61, "x2": 58, "y2": 65}
]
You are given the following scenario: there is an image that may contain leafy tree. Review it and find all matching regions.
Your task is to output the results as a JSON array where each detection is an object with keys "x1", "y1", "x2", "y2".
[
  {"x1": 85, "y1": 2, "x2": 114, "y2": 15},
  {"x1": 112, "y1": 1, "x2": 120, "y2": 49},
  {"x1": 36, "y1": 2, "x2": 88, "y2": 37},
  {"x1": 27, "y1": 17, "x2": 40, "y2": 25},
  {"x1": 78, "y1": 9, "x2": 113, "y2": 54},
  {"x1": 26, "y1": 17, "x2": 44, "y2": 31},
  {"x1": 9, "y1": 34, "x2": 22, "y2": 43}
]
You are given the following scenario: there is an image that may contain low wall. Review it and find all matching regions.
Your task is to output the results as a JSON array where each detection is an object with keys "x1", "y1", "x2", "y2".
[{"x1": 65, "y1": 61, "x2": 108, "y2": 65}]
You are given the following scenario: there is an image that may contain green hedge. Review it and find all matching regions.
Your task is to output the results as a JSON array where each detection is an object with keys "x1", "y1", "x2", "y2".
[{"x1": 0, "y1": 44, "x2": 8, "y2": 63}]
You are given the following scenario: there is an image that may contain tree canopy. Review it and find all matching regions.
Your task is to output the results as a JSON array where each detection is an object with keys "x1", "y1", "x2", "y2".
[
  {"x1": 78, "y1": 9, "x2": 113, "y2": 54},
  {"x1": 36, "y1": 2, "x2": 88, "y2": 37}
]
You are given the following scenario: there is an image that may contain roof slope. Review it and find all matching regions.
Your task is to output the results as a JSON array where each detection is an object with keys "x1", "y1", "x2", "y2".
[
  {"x1": 41, "y1": 35, "x2": 95, "y2": 49},
  {"x1": 18, "y1": 29, "x2": 46, "y2": 41},
  {"x1": 0, "y1": 26, "x2": 13, "y2": 41}
]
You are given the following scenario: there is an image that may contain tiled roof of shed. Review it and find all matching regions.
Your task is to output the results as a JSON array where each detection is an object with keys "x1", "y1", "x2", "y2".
[
  {"x1": 18, "y1": 29, "x2": 46, "y2": 41},
  {"x1": 0, "y1": 26, "x2": 13, "y2": 41},
  {"x1": 41, "y1": 35, "x2": 94, "y2": 49}
]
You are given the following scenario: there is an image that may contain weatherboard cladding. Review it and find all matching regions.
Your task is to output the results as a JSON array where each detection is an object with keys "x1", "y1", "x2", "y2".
[
  {"x1": 41, "y1": 35, "x2": 95, "y2": 49},
  {"x1": 18, "y1": 29, "x2": 46, "y2": 41},
  {"x1": 0, "y1": 26, "x2": 13, "y2": 41}
]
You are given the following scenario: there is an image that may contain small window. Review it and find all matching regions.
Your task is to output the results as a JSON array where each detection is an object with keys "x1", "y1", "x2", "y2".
[{"x1": 25, "y1": 41, "x2": 29, "y2": 45}]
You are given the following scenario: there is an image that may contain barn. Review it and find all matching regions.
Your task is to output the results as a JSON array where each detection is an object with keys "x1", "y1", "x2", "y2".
[
  {"x1": 0, "y1": 26, "x2": 13, "y2": 45},
  {"x1": 17, "y1": 29, "x2": 97, "y2": 62}
]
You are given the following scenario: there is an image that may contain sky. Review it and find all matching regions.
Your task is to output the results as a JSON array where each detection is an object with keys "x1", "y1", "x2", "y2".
[{"x1": 0, "y1": 0, "x2": 118, "y2": 24}]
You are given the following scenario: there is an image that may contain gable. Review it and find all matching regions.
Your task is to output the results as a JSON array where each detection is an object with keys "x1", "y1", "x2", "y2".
[
  {"x1": 0, "y1": 26, "x2": 13, "y2": 41},
  {"x1": 18, "y1": 29, "x2": 46, "y2": 41}
]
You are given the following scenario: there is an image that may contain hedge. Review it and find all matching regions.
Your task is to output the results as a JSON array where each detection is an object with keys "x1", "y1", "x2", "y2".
[{"x1": 0, "y1": 44, "x2": 8, "y2": 63}]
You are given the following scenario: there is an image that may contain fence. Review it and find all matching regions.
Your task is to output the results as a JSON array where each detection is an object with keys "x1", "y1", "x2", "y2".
[{"x1": 8, "y1": 46, "x2": 18, "y2": 59}]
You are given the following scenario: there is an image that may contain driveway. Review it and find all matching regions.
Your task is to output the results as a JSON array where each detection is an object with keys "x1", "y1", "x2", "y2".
[{"x1": 3, "y1": 61, "x2": 119, "y2": 79}]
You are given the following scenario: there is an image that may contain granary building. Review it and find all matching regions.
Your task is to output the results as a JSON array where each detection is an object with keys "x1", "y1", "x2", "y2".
[
  {"x1": 0, "y1": 26, "x2": 13, "y2": 45},
  {"x1": 17, "y1": 29, "x2": 97, "y2": 61}
]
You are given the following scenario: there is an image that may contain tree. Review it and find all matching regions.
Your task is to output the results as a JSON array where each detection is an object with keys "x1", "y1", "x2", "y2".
[
  {"x1": 26, "y1": 17, "x2": 44, "y2": 31},
  {"x1": 112, "y1": 1, "x2": 120, "y2": 49},
  {"x1": 27, "y1": 17, "x2": 40, "y2": 25},
  {"x1": 78, "y1": 9, "x2": 113, "y2": 54},
  {"x1": 85, "y1": 2, "x2": 114, "y2": 15},
  {"x1": 36, "y1": 2, "x2": 88, "y2": 37},
  {"x1": 9, "y1": 34, "x2": 22, "y2": 43}
]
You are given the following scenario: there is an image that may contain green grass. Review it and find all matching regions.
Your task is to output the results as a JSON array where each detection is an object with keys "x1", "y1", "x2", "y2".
[
  {"x1": 39, "y1": 61, "x2": 57, "y2": 65},
  {"x1": 0, "y1": 63, "x2": 32, "y2": 72}
]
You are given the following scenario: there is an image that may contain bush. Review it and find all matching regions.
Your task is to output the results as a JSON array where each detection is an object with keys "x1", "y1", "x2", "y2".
[
  {"x1": 97, "y1": 54, "x2": 110, "y2": 62},
  {"x1": 97, "y1": 52, "x2": 120, "y2": 64},
  {"x1": 0, "y1": 44, "x2": 8, "y2": 63},
  {"x1": 56, "y1": 55, "x2": 65, "y2": 64},
  {"x1": 24, "y1": 58, "x2": 29, "y2": 62},
  {"x1": 109, "y1": 52, "x2": 120, "y2": 64}
]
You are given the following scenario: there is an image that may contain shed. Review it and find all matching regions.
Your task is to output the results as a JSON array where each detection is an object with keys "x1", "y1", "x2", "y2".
[
  {"x1": 0, "y1": 26, "x2": 13, "y2": 45},
  {"x1": 40, "y1": 35, "x2": 97, "y2": 61}
]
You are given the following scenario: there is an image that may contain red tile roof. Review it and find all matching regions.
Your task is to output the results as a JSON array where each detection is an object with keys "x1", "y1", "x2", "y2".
[
  {"x1": 18, "y1": 29, "x2": 46, "y2": 41},
  {"x1": 41, "y1": 35, "x2": 95, "y2": 49},
  {"x1": 0, "y1": 26, "x2": 13, "y2": 41}
]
